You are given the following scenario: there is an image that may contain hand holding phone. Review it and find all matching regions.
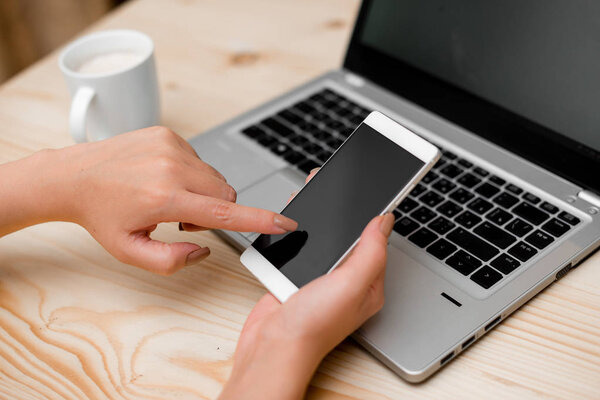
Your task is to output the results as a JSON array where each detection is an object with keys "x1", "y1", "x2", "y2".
[{"x1": 241, "y1": 111, "x2": 440, "y2": 302}]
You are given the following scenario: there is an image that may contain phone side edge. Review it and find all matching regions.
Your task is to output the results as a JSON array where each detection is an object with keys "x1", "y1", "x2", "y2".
[{"x1": 240, "y1": 245, "x2": 299, "y2": 303}]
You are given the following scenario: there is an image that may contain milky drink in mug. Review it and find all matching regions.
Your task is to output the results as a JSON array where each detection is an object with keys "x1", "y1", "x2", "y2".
[{"x1": 59, "y1": 30, "x2": 160, "y2": 143}]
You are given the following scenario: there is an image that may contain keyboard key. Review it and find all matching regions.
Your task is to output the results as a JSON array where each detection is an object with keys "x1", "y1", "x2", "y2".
[
  {"x1": 270, "y1": 142, "x2": 291, "y2": 156},
  {"x1": 294, "y1": 101, "x2": 318, "y2": 115},
  {"x1": 309, "y1": 93, "x2": 326, "y2": 102},
  {"x1": 325, "y1": 137, "x2": 344, "y2": 149},
  {"x1": 493, "y1": 192, "x2": 519, "y2": 209},
  {"x1": 263, "y1": 118, "x2": 295, "y2": 137},
  {"x1": 313, "y1": 112, "x2": 332, "y2": 123},
  {"x1": 289, "y1": 135, "x2": 310, "y2": 147},
  {"x1": 450, "y1": 188, "x2": 475, "y2": 204},
  {"x1": 302, "y1": 141, "x2": 326, "y2": 155},
  {"x1": 440, "y1": 164, "x2": 464, "y2": 178},
  {"x1": 283, "y1": 150, "x2": 304, "y2": 164},
  {"x1": 432, "y1": 178, "x2": 456, "y2": 194},
  {"x1": 442, "y1": 150, "x2": 457, "y2": 160},
  {"x1": 411, "y1": 206, "x2": 437, "y2": 224},
  {"x1": 474, "y1": 221, "x2": 517, "y2": 249},
  {"x1": 277, "y1": 110, "x2": 302, "y2": 125},
  {"x1": 438, "y1": 200, "x2": 462, "y2": 218},
  {"x1": 311, "y1": 129, "x2": 334, "y2": 142},
  {"x1": 446, "y1": 250, "x2": 482, "y2": 275},
  {"x1": 558, "y1": 211, "x2": 580, "y2": 225},
  {"x1": 486, "y1": 208, "x2": 513, "y2": 226},
  {"x1": 506, "y1": 218, "x2": 534, "y2": 237},
  {"x1": 409, "y1": 228, "x2": 438, "y2": 248},
  {"x1": 470, "y1": 266, "x2": 502, "y2": 289},
  {"x1": 421, "y1": 191, "x2": 444, "y2": 207},
  {"x1": 457, "y1": 173, "x2": 481, "y2": 188},
  {"x1": 297, "y1": 159, "x2": 319, "y2": 173},
  {"x1": 422, "y1": 171, "x2": 439, "y2": 184},
  {"x1": 315, "y1": 150, "x2": 333, "y2": 162},
  {"x1": 475, "y1": 182, "x2": 500, "y2": 199},
  {"x1": 433, "y1": 159, "x2": 447, "y2": 170},
  {"x1": 257, "y1": 134, "x2": 277, "y2": 146},
  {"x1": 429, "y1": 216, "x2": 456, "y2": 235},
  {"x1": 542, "y1": 218, "x2": 570, "y2": 237},
  {"x1": 489, "y1": 175, "x2": 506, "y2": 186},
  {"x1": 473, "y1": 167, "x2": 489, "y2": 177},
  {"x1": 242, "y1": 125, "x2": 266, "y2": 138},
  {"x1": 393, "y1": 208, "x2": 402, "y2": 220},
  {"x1": 447, "y1": 228, "x2": 499, "y2": 261},
  {"x1": 491, "y1": 254, "x2": 520, "y2": 274},
  {"x1": 513, "y1": 202, "x2": 549, "y2": 225},
  {"x1": 506, "y1": 184, "x2": 523, "y2": 195},
  {"x1": 455, "y1": 210, "x2": 482, "y2": 228},
  {"x1": 525, "y1": 230, "x2": 554, "y2": 249},
  {"x1": 457, "y1": 158, "x2": 473, "y2": 168},
  {"x1": 540, "y1": 202, "x2": 559, "y2": 214},
  {"x1": 427, "y1": 239, "x2": 457, "y2": 260},
  {"x1": 523, "y1": 192, "x2": 541, "y2": 204},
  {"x1": 508, "y1": 241, "x2": 537, "y2": 262},
  {"x1": 348, "y1": 114, "x2": 363, "y2": 125},
  {"x1": 410, "y1": 184, "x2": 427, "y2": 197},
  {"x1": 394, "y1": 217, "x2": 420, "y2": 236},
  {"x1": 399, "y1": 197, "x2": 419, "y2": 213},
  {"x1": 467, "y1": 197, "x2": 494, "y2": 215}
]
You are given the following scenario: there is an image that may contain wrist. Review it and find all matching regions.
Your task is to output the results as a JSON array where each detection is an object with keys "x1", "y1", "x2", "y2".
[
  {"x1": 0, "y1": 147, "x2": 79, "y2": 236},
  {"x1": 221, "y1": 332, "x2": 322, "y2": 400}
]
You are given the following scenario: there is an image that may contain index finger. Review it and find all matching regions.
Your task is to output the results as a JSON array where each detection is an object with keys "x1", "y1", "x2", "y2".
[{"x1": 169, "y1": 192, "x2": 298, "y2": 234}]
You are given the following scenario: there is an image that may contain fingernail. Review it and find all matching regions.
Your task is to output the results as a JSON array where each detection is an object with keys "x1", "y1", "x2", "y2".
[
  {"x1": 274, "y1": 214, "x2": 298, "y2": 232},
  {"x1": 227, "y1": 186, "x2": 237, "y2": 202},
  {"x1": 178, "y1": 222, "x2": 184, "y2": 231},
  {"x1": 379, "y1": 213, "x2": 394, "y2": 237},
  {"x1": 310, "y1": 168, "x2": 320, "y2": 174},
  {"x1": 185, "y1": 247, "x2": 210, "y2": 266}
]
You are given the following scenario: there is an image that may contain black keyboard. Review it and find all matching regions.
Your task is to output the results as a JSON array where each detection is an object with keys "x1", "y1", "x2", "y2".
[
  {"x1": 395, "y1": 148, "x2": 581, "y2": 290},
  {"x1": 239, "y1": 88, "x2": 581, "y2": 290},
  {"x1": 241, "y1": 88, "x2": 370, "y2": 174}
]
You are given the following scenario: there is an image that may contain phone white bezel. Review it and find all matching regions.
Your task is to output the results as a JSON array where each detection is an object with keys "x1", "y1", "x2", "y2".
[{"x1": 240, "y1": 111, "x2": 441, "y2": 303}]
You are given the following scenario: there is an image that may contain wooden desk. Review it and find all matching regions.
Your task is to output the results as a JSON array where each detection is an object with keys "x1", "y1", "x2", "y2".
[{"x1": 0, "y1": 1, "x2": 598, "y2": 398}]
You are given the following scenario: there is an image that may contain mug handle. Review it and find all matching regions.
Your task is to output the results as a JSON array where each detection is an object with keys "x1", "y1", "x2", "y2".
[{"x1": 69, "y1": 87, "x2": 95, "y2": 143}]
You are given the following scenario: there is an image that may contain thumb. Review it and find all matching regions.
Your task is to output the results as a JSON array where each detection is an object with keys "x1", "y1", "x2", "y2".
[{"x1": 119, "y1": 230, "x2": 210, "y2": 275}]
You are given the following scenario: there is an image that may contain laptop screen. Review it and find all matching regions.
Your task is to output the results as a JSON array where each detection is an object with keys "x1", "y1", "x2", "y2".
[{"x1": 345, "y1": 0, "x2": 600, "y2": 194}]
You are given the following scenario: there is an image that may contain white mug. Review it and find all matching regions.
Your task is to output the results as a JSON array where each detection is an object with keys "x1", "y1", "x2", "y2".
[{"x1": 59, "y1": 30, "x2": 160, "y2": 143}]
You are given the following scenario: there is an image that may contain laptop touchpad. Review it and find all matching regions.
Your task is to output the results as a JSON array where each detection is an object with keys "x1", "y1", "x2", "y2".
[{"x1": 237, "y1": 168, "x2": 305, "y2": 219}]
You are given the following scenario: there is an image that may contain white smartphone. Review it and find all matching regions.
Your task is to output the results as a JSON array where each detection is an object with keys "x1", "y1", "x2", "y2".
[{"x1": 241, "y1": 111, "x2": 440, "y2": 302}]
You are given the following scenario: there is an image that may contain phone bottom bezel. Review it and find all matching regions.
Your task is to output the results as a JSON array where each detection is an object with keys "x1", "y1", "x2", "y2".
[{"x1": 240, "y1": 245, "x2": 299, "y2": 302}]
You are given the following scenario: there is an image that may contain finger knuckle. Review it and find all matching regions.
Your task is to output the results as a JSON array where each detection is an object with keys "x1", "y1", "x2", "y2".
[
  {"x1": 373, "y1": 292, "x2": 385, "y2": 312},
  {"x1": 153, "y1": 126, "x2": 174, "y2": 138},
  {"x1": 213, "y1": 200, "x2": 234, "y2": 223},
  {"x1": 145, "y1": 185, "x2": 175, "y2": 211},
  {"x1": 155, "y1": 155, "x2": 179, "y2": 176}
]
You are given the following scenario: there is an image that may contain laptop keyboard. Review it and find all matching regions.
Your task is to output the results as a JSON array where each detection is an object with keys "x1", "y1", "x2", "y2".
[{"x1": 239, "y1": 88, "x2": 581, "y2": 290}]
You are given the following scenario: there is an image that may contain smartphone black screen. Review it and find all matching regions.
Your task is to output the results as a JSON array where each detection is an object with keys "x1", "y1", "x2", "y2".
[{"x1": 253, "y1": 123, "x2": 425, "y2": 287}]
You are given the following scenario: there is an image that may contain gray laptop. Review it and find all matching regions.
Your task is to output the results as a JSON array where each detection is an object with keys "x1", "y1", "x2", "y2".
[{"x1": 190, "y1": 0, "x2": 600, "y2": 382}]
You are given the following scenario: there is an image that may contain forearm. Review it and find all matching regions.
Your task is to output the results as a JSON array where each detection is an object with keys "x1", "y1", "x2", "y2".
[{"x1": 0, "y1": 149, "x2": 74, "y2": 237}]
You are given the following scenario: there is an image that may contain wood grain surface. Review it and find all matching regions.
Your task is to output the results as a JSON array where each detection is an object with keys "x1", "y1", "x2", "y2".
[{"x1": 0, "y1": 0, "x2": 599, "y2": 399}]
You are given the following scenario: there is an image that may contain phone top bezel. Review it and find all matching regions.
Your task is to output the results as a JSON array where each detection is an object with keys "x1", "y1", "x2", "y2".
[{"x1": 240, "y1": 111, "x2": 440, "y2": 303}]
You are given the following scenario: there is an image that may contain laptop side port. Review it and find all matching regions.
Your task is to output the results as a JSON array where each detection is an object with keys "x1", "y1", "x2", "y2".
[
  {"x1": 462, "y1": 335, "x2": 475, "y2": 349},
  {"x1": 485, "y1": 315, "x2": 502, "y2": 331},
  {"x1": 440, "y1": 351, "x2": 454, "y2": 366}
]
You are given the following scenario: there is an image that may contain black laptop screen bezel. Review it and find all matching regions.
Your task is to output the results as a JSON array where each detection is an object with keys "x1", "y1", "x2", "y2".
[{"x1": 344, "y1": 0, "x2": 599, "y2": 195}]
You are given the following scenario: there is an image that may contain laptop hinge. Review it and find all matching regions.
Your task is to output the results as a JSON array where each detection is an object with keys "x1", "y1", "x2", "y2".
[
  {"x1": 344, "y1": 72, "x2": 366, "y2": 87},
  {"x1": 578, "y1": 190, "x2": 600, "y2": 209}
]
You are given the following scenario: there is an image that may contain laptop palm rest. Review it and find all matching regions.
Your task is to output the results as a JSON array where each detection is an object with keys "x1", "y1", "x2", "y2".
[{"x1": 237, "y1": 168, "x2": 306, "y2": 238}]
